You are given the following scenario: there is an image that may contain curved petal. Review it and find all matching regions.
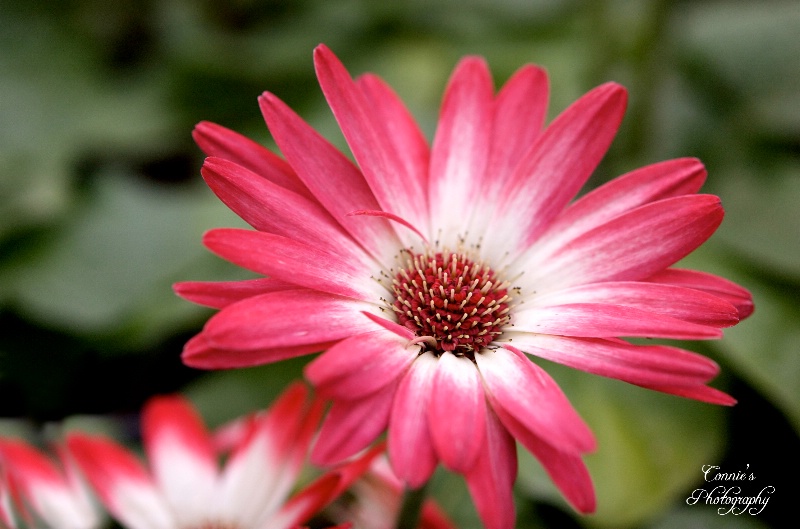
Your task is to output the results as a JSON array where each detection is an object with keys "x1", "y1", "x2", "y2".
[
  {"x1": 305, "y1": 330, "x2": 418, "y2": 401},
  {"x1": 528, "y1": 157, "x2": 708, "y2": 260},
  {"x1": 500, "y1": 333, "x2": 720, "y2": 387},
  {"x1": 182, "y1": 331, "x2": 335, "y2": 370},
  {"x1": 530, "y1": 281, "x2": 739, "y2": 327},
  {"x1": 645, "y1": 268, "x2": 754, "y2": 320},
  {"x1": 466, "y1": 64, "x2": 549, "y2": 242},
  {"x1": 201, "y1": 290, "x2": 378, "y2": 352},
  {"x1": 312, "y1": 45, "x2": 429, "y2": 239},
  {"x1": 358, "y1": 73, "x2": 430, "y2": 208},
  {"x1": 428, "y1": 56, "x2": 494, "y2": 248},
  {"x1": 66, "y1": 434, "x2": 173, "y2": 529},
  {"x1": 428, "y1": 353, "x2": 486, "y2": 472},
  {"x1": 276, "y1": 443, "x2": 384, "y2": 529},
  {"x1": 640, "y1": 383, "x2": 736, "y2": 405},
  {"x1": 259, "y1": 92, "x2": 401, "y2": 261},
  {"x1": 311, "y1": 382, "x2": 397, "y2": 466},
  {"x1": 141, "y1": 396, "x2": 217, "y2": 529},
  {"x1": 217, "y1": 383, "x2": 322, "y2": 527},
  {"x1": 192, "y1": 121, "x2": 311, "y2": 199},
  {"x1": 519, "y1": 194, "x2": 725, "y2": 292},
  {"x1": 487, "y1": 64, "x2": 549, "y2": 189},
  {"x1": 203, "y1": 228, "x2": 384, "y2": 301},
  {"x1": 482, "y1": 83, "x2": 628, "y2": 259},
  {"x1": 474, "y1": 347, "x2": 595, "y2": 454},
  {"x1": 0, "y1": 440, "x2": 98, "y2": 529},
  {"x1": 511, "y1": 303, "x2": 723, "y2": 340},
  {"x1": 0, "y1": 477, "x2": 13, "y2": 529},
  {"x1": 388, "y1": 353, "x2": 439, "y2": 487},
  {"x1": 500, "y1": 412, "x2": 596, "y2": 513},
  {"x1": 201, "y1": 157, "x2": 362, "y2": 259},
  {"x1": 173, "y1": 278, "x2": 296, "y2": 309},
  {"x1": 464, "y1": 408, "x2": 517, "y2": 529}
]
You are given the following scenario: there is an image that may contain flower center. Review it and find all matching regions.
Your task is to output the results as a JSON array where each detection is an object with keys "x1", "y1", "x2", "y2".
[{"x1": 390, "y1": 250, "x2": 512, "y2": 360}]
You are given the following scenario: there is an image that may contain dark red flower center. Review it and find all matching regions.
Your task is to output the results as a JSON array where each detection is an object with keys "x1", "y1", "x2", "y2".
[{"x1": 391, "y1": 250, "x2": 512, "y2": 360}]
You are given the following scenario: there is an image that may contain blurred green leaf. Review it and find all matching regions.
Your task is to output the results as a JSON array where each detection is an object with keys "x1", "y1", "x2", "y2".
[
  {"x1": 0, "y1": 7, "x2": 173, "y2": 239},
  {"x1": 517, "y1": 362, "x2": 726, "y2": 528},
  {"x1": 2, "y1": 169, "x2": 246, "y2": 348},
  {"x1": 711, "y1": 168, "x2": 800, "y2": 279},
  {"x1": 677, "y1": 1, "x2": 800, "y2": 104}
]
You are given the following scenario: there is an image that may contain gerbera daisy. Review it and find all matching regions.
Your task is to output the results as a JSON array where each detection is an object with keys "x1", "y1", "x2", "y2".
[
  {"x1": 0, "y1": 437, "x2": 101, "y2": 529},
  {"x1": 66, "y1": 383, "x2": 379, "y2": 529},
  {"x1": 175, "y1": 44, "x2": 753, "y2": 529}
]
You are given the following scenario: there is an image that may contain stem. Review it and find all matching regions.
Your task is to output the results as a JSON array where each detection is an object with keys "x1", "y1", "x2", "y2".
[{"x1": 396, "y1": 481, "x2": 430, "y2": 529}]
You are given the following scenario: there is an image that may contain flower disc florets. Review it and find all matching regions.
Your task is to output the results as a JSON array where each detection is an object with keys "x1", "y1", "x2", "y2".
[{"x1": 390, "y1": 249, "x2": 512, "y2": 359}]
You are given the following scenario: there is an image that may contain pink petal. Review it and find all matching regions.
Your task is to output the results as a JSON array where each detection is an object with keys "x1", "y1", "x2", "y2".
[
  {"x1": 0, "y1": 440, "x2": 98, "y2": 528},
  {"x1": 640, "y1": 383, "x2": 736, "y2": 405},
  {"x1": 464, "y1": 409, "x2": 517, "y2": 529},
  {"x1": 182, "y1": 331, "x2": 335, "y2": 370},
  {"x1": 272, "y1": 474, "x2": 341, "y2": 529},
  {"x1": 305, "y1": 330, "x2": 418, "y2": 401},
  {"x1": 529, "y1": 157, "x2": 708, "y2": 259},
  {"x1": 428, "y1": 353, "x2": 487, "y2": 472},
  {"x1": 487, "y1": 64, "x2": 549, "y2": 190},
  {"x1": 193, "y1": 121, "x2": 311, "y2": 199},
  {"x1": 420, "y1": 504, "x2": 458, "y2": 529},
  {"x1": 387, "y1": 354, "x2": 439, "y2": 487},
  {"x1": 531, "y1": 281, "x2": 739, "y2": 327},
  {"x1": 217, "y1": 384, "x2": 322, "y2": 526},
  {"x1": 428, "y1": 56, "x2": 494, "y2": 248},
  {"x1": 512, "y1": 302, "x2": 723, "y2": 340},
  {"x1": 203, "y1": 228, "x2": 382, "y2": 301},
  {"x1": 173, "y1": 278, "x2": 296, "y2": 309},
  {"x1": 500, "y1": 333, "x2": 720, "y2": 387},
  {"x1": 474, "y1": 347, "x2": 595, "y2": 454},
  {"x1": 483, "y1": 83, "x2": 628, "y2": 258},
  {"x1": 201, "y1": 157, "x2": 361, "y2": 257},
  {"x1": 313, "y1": 44, "x2": 429, "y2": 237},
  {"x1": 201, "y1": 290, "x2": 377, "y2": 352},
  {"x1": 141, "y1": 396, "x2": 217, "y2": 527},
  {"x1": 278, "y1": 443, "x2": 384, "y2": 529},
  {"x1": 66, "y1": 434, "x2": 174, "y2": 529},
  {"x1": 259, "y1": 92, "x2": 401, "y2": 260},
  {"x1": 524, "y1": 194, "x2": 725, "y2": 291},
  {"x1": 311, "y1": 382, "x2": 397, "y2": 466},
  {"x1": 646, "y1": 268, "x2": 755, "y2": 320},
  {"x1": 358, "y1": 73, "x2": 430, "y2": 203},
  {"x1": 498, "y1": 412, "x2": 596, "y2": 513},
  {"x1": 0, "y1": 478, "x2": 13, "y2": 529}
]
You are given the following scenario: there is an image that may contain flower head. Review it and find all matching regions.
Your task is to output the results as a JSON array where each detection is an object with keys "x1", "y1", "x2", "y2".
[
  {"x1": 0, "y1": 438, "x2": 101, "y2": 529},
  {"x1": 176, "y1": 45, "x2": 753, "y2": 529},
  {"x1": 66, "y1": 383, "x2": 376, "y2": 529}
]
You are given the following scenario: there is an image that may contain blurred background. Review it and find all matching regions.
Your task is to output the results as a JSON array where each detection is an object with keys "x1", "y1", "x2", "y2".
[{"x1": 1, "y1": 0, "x2": 798, "y2": 528}]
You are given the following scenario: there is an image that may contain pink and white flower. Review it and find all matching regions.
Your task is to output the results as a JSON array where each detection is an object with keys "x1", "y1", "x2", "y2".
[
  {"x1": 176, "y1": 45, "x2": 753, "y2": 528},
  {"x1": 0, "y1": 438, "x2": 101, "y2": 529},
  {"x1": 66, "y1": 383, "x2": 376, "y2": 529}
]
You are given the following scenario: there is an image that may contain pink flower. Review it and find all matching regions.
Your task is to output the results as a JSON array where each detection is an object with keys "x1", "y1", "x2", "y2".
[
  {"x1": 66, "y1": 383, "x2": 377, "y2": 529},
  {"x1": 0, "y1": 438, "x2": 101, "y2": 529},
  {"x1": 176, "y1": 45, "x2": 753, "y2": 528}
]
